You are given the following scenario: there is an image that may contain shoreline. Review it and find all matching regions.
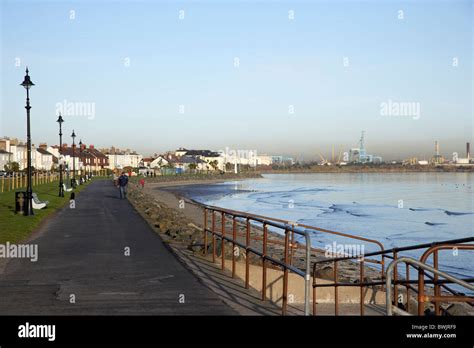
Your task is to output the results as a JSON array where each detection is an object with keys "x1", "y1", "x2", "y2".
[
  {"x1": 126, "y1": 176, "x2": 473, "y2": 314},
  {"x1": 129, "y1": 177, "x2": 384, "y2": 283},
  {"x1": 260, "y1": 164, "x2": 474, "y2": 174}
]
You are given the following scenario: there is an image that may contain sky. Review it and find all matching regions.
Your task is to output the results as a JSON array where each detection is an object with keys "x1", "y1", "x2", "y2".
[{"x1": 0, "y1": 0, "x2": 472, "y2": 161}]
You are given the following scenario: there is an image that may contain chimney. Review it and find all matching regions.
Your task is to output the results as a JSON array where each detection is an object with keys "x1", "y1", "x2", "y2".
[
  {"x1": 467, "y1": 142, "x2": 471, "y2": 160},
  {"x1": 62, "y1": 143, "x2": 68, "y2": 148},
  {"x1": 39, "y1": 143, "x2": 48, "y2": 150},
  {"x1": 89, "y1": 145, "x2": 94, "y2": 150},
  {"x1": 80, "y1": 143, "x2": 86, "y2": 150}
]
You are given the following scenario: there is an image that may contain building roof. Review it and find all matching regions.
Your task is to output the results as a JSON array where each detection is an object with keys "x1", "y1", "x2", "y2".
[
  {"x1": 0, "y1": 149, "x2": 12, "y2": 154},
  {"x1": 36, "y1": 148, "x2": 53, "y2": 156},
  {"x1": 178, "y1": 149, "x2": 221, "y2": 157},
  {"x1": 170, "y1": 155, "x2": 206, "y2": 164}
]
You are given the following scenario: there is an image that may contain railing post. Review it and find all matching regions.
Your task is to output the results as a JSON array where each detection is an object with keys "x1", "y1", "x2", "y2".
[
  {"x1": 405, "y1": 264, "x2": 410, "y2": 313},
  {"x1": 282, "y1": 229, "x2": 289, "y2": 315},
  {"x1": 203, "y1": 209, "x2": 208, "y2": 256},
  {"x1": 221, "y1": 211, "x2": 225, "y2": 271},
  {"x1": 212, "y1": 211, "x2": 216, "y2": 263},
  {"x1": 434, "y1": 250, "x2": 440, "y2": 315},
  {"x1": 360, "y1": 259, "x2": 364, "y2": 316},
  {"x1": 262, "y1": 223, "x2": 267, "y2": 301},
  {"x1": 304, "y1": 231, "x2": 311, "y2": 316},
  {"x1": 381, "y1": 254, "x2": 385, "y2": 291},
  {"x1": 334, "y1": 260, "x2": 338, "y2": 316},
  {"x1": 312, "y1": 280, "x2": 317, "y2": 315},
  {"x1": 393, "y1": 251, "x2": 398, "y2": 306},
  {"x1": 245, "y1": 218, "x2": 250, "y2": 289},
  {"x1": 232, "y1": 217, "x2": 236, "y2": 278},
  {"x1": 289, "y1": 229, "x2": 294, "y2": 266}
]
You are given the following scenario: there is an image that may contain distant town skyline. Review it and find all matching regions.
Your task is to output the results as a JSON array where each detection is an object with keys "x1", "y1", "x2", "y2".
[{"x1": 1, "y1": 1, "x2": 472, "y2": 161}]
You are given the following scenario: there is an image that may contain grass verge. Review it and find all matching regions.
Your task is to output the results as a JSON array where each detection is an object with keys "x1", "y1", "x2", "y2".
[{"x1": 0, "y1": 179, "x2": 96, "y2": 244}]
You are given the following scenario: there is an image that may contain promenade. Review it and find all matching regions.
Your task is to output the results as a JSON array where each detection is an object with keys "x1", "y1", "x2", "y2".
[{"x1": 0, "y1": 180, "x2": 236, "y2": 315}]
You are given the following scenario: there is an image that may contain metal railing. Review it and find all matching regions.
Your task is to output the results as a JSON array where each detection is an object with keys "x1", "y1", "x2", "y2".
[
  {"x1": 189, "y1": 198, "x2": 474, "y2": 316},
  {"x1": 193, "y1": 200, "x2": 387, "y2": 316},
  {"x1": 386, "y1": 256, "x2": 474, "y2": 315},
  {"x1": 202, "y1": 204, "x2": 312, "y2": 315},
  {"x1": 312, "y1": 238, "x2": 474, "y2": 316},
  {"x1": 418, "y1": 244, "x2": 474, "y2": 315}
]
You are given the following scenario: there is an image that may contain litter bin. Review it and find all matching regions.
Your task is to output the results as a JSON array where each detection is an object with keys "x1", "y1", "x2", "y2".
[{"x1": 15, "y1": 191, "x2": 28, "y2": 215}]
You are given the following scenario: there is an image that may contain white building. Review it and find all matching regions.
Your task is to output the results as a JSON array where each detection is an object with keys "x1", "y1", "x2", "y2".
[
  {"x1": 175, "y1": 149, "x2": 226, "y2": 171},
  {"x1": 10, "y1": 144, "x2": 28, "y2": 170},
  {"x1": 219, "y1": 148, "x2": 260, "y2": 168},
  {"x1": 0, "y1": 138, "x2": 55, "y2": 171},
  {"x1": 106, "y1": 153, "x2": 143, "y2": 170},
  {"x1": 0, "y1": 149, "x2": 13, "y2": 171},
  {"x1": 256, "y1": 155, "x2": 272, "y2": 166},
  {"x1": 35, "y1": 148, "x2": 54, "y2": 171},
  {"x1": 149, "y1": 156, "x2": 169, "y2": 169}
]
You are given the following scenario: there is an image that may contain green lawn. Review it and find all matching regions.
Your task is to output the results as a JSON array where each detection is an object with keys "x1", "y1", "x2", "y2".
[{"x1": 0, "y1": 179, "x2": 97, "y2": 244}]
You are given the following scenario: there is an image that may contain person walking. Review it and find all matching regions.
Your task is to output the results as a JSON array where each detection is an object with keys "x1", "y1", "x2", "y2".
[{"x1": 118, "y1": 172, "x2": 129, "y2": 199}]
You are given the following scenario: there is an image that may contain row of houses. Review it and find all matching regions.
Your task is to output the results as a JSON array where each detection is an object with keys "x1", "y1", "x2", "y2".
[
  {"x1": 0, "y1": 137, "x2": 109, "y2": 173},
  {"x1": 100, "y1": 147, "x2": 142, "y2": 170},
  {"x1": 0, "y1": 137, "x2": 146, "y2": 173},
  {"x1": 1, "y1": 137, "x2": 293, "y2": 174},
  {"x1": 0, "y1": 138, "x2": 56, "y2": 171},
  {"x1": 139, "y1": 148, "x2": 281, "y2": 174},
  {"x1": 50, "y1": 143, "x2": 109, "y2": 172}
]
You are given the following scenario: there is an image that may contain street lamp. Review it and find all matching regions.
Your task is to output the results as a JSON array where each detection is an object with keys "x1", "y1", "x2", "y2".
[
  {"x1": 57, "y1": 114, "x2": 64, "y2": 197},
  {"x1": 71, "y1": 130, "x2": 76, "y2": 188},
  {"x1": 21, "y1": 67, "x2": 35, "y2": 216},
  {"x1": 78, "y1": 139, "x2": 83, "y2": 184}
]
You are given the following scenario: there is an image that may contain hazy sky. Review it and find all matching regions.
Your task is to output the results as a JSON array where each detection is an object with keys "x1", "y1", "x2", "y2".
[{"x1": 1, "y1": 0, "x2": 472, "y2": 161}]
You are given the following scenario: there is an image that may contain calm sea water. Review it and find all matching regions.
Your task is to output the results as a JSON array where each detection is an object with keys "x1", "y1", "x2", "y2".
[{"x1": 172, "y1": 173, "x2": 474, "y2": 279}]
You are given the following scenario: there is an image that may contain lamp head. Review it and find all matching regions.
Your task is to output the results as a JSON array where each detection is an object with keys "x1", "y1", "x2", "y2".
[
  {"x1": 56, "y1": 113, "x2": 64, "y2": 124},
  {"x1": 20, "y1": 67, "x2": 35, "y2": 90}
]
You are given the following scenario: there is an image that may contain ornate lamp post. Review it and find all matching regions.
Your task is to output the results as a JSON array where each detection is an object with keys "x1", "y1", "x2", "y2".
[
  {"x1": 78, "y1": 139, "x2": 83, "y2": 184},
  {"x1": 20, "y1": 67, "x2": 35, "y2": 216},
  {"x1": 57, "y1": 114, "x2": 64, "y2": 197},
  {"x1": 71, "y1": 130, "x2": 76, "y2": 188}
]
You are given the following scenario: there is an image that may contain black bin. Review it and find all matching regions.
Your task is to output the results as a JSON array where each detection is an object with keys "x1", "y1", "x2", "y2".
[{"x1": 15, "y1": 191, "x2": 28, "y2": 215}]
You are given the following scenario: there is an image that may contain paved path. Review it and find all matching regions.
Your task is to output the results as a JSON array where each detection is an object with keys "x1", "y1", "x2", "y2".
[{"x1": 0, "y1": 180, "x2": 236, "y2": 315}]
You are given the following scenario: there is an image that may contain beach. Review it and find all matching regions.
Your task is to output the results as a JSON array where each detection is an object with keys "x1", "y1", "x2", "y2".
[
  {"x1": 127, "y1": 176, "x2": 394, "y2": 312},
  {"x1": 125, "y1": 172, "x2": 473, "y2": 315}
]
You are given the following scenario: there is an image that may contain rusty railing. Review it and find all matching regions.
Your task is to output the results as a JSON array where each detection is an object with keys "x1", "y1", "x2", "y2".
[
  {"x1": 189, "y1": 198, "x2": 474, "y2": 316},
  {"x1": 386, "y1": 255, "x2": 474, "y2": 315},
  {"x1": 312, "y1": 237, "x2": 474, "y2": 316},
  {"x1": 195, "y1": 200, "x2": 387, "y2": 316},
  {"x1": 417, "y1": 244, "x2": 474, "y2": 315},
  {"x1": 202, "y1": 204, "x2": 312, "y2": 315}
]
